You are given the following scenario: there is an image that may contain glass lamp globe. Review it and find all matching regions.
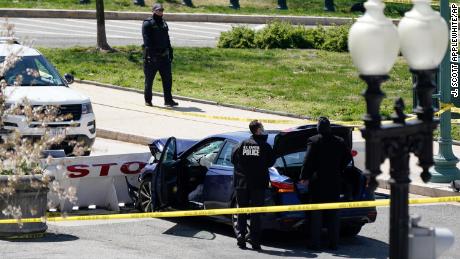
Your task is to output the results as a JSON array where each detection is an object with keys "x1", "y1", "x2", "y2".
[
  {"x1": 348, "y1": 0, "x2": 400, "y2": 75},
  {"x1": 398, "y1": 0, "x2": 448, "y2": 70}
]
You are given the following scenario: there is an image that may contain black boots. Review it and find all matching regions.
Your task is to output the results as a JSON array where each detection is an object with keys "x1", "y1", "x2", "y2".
[{"x1": 277, "y1": 0, "x2": 288, "y2": 10}]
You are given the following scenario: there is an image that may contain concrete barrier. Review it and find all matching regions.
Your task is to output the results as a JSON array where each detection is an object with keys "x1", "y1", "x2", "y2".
[{"x1": 46, "y1": 152, "x2": 151, "y2": 212}]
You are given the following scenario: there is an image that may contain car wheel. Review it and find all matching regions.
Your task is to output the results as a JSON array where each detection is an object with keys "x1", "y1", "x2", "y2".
[
  {"x1": 138, "y1": 177, "x2": 156, "y2": 212},
  {"x1": 340, "y1": 224, "x2": 363, "y2": 237},
  {"x1": 231, "y1": 199, "x2": 250, "y2": 239}
]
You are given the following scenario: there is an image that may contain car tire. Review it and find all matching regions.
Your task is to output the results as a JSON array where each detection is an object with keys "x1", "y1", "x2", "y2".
[
  {"x1": 340, "y1": 224, "x2": 363, "y2": 237},
  {"x1": 138, "y1": 177, "x2": 156, "y2": 212}
]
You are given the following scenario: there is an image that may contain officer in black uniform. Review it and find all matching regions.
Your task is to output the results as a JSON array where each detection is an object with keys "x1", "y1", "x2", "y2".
[
  {"x1": 300, "y1": 117, "x2": 352, "y2": 250},
  {"x1": 142, "y1": 3, "x2": 178, "y2": 107},
  {"x1": 325, "y1": 0, "x2": 335, "y2": 11},
  {"x1": 229, "y1": 0, "x2": 240, "y2": 9},
  {"x1": 231, "y1": 120, "x2": 276, "y2": 250}
]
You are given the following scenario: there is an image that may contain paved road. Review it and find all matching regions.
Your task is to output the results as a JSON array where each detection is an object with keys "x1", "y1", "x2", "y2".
[
  {"x1": 5, "y1": 18, "x2": 262, "y2": 48},
  {"x1": 0, "y1": 204, "x2": 458, "y2": 258}
]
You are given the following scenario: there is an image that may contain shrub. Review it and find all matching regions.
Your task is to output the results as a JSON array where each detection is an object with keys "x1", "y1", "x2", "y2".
[
  {"x1": 305, "y1": 26, "x2": 327, "y2": 50},
  {"x1": 218, "y1": 21, "x2": 352, "y2": 52},
  {"x1": 217, "y1": 26, "x2": 256, "y2": 49},
  {"x1": 321, "y1": 24, "x2": 351, "y2": 52},
  {"x1": 289, "y1": 26, "x2": 314, "y2": 49},
  {"x1": 254, "y1": 20, "x2": 295, "y2": 49}
]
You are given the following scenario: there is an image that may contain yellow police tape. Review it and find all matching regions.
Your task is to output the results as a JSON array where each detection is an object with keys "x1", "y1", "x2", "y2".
[
  {"x1": 383, "y1": 0, "x2": 439, "y2": 5},
  {"x1": 163, "y1": 108, "x2": 311, "y2": 125},
  {"x1": 1, "y1": 233, "x2": 45, "y2": 239},
  {"x1": 148, "y1": 101, "x2": 458, "y2": 126},
  {"x1": 0, "y1": 196, "x2": 459, "y2": 224}
]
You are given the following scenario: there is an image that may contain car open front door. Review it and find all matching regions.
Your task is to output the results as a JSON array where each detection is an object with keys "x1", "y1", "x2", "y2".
[{"x1": 155, "y1": 137, "x2": 177, "y2": 208}]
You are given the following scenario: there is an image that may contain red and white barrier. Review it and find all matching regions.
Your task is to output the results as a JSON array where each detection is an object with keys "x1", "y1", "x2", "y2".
[{"x1": 46, "y1": 152, "x2": 151, "y2": 212}]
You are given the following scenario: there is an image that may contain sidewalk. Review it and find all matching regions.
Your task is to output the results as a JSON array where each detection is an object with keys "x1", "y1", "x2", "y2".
[{"x1": 71, "y1": 82, "x2": 460, "y2": 198}]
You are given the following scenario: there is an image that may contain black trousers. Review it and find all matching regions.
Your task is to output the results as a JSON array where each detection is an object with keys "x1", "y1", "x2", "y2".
[
  {"x1": 309, "y1": 209, "x2": 340, "y2": 248},
  {"x1": 325, "y1": 0, "x2": 335, "y2": 10},
  {"x1": 229, "y1": 0, "x2": 240, "y2": 8},
  {"x1": 235, "y1": 188, "x2": 265, "y2": 244},
  {"x1": 144, "y1": 57, "x2": 173, "y2": 103}
]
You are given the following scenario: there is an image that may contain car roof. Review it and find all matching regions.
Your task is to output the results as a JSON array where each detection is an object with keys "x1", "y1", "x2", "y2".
[
  {"x1": 0, "y1": 43, "x2": 41, "y2": 56},
  {"x1": 208, "y1": 130, "x2": 279, "y2": 146}
]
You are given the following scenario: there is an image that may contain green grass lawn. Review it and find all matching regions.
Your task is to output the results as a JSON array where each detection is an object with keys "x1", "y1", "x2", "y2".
[
  {"x1": 1, "y1": 0, "x2": 415, "y2": 18},
  {"x1": 41, "y1": 46, "x2": 413, "y2": 121},
  {"x1": 40, "y1": 46, "x2": 459, "y2": 139}
]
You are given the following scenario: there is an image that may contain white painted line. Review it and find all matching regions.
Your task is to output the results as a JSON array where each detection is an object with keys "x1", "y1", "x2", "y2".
[
  {"x1": 168, "y1": 22, "x2": 226, "y2": 32},
  {"x1": 15, "y1": 29, "x2": 139, "y2": 39},
  {"x1": 169, "y1": 31, "x2": 215, "y2": 39},
  {"x1": 18, "y1": 18, "x2": 97, "y2": 32},
  {"x1": 170, "y1": 27, "x2": 219, "y2": 36},
  {"x1": 203, "y1": 22, "x2": 233, "y2": 29},
  {"x1": 64, "y1": 19, "x2": 141, "y2": 36},
  {"x1": 12, "y1": 20, "x2": 97, "y2": 35}
]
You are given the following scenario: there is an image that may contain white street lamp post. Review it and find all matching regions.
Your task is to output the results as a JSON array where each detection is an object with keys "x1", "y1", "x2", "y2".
[{"x1": 348, "y1": 0, "x2": 448, "y2": 258}]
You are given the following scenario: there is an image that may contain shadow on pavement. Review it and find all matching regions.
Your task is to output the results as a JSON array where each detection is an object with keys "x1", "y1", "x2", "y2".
[
  {"x1": 158, "y1": 105, "x2": 204, "y2": 113},
  {"x1": 162, "y1": 217, "x2": 389, "y2": 258},
  {"x1": 1, "y1": 233, "x2": 79, "y2": 243},
  {"x1": 163, "y1": 223, "x2": 217, "y2": 240}
]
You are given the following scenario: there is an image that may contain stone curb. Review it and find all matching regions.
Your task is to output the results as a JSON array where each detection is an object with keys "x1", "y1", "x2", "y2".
[
  {"x1": 97, "y1": 128, "x2": 151, "y2": 145},
  {"x1": 0, "y1": 8, "x2": 357, "y2": 25},
  {"x1": 378, "y1": 179, "x2": 459, "y2": 198},
  {"x1": 77, "y1": 79, "x2": 312, "y2": 120}
]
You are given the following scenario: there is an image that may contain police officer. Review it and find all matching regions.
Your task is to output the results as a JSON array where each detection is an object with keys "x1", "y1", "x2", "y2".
[
  {"x1": 300, "y1": 117, "x2": 352, "y2": 250},
  {"x1": 325, "y1": 0, "x2": 335, "y2": 11},
  {"x1": 231, "y1": 120, "x2": 275, "y2": 250},
  {"x1": 229, "y1": 0, "x2": 240, "y2": 9},
  {"x1": 142, "y1": 3, "x2": 178, "y2": 107}
]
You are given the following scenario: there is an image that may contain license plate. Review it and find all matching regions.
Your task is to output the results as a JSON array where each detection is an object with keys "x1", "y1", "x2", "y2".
[{"x1": 49, "y1": 128, "x2": 66, "y2": 137}]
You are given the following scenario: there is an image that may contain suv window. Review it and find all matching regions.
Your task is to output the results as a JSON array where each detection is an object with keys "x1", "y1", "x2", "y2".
[
  {"x1": 215, "y1": 141, "x2": 236, "y2": 167},
  {"x1": 0, "y1": 55, "x2": 65, "y2": 86}
]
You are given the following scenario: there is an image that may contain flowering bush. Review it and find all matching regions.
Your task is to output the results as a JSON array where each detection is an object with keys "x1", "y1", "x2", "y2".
[{"x1": 0, "y1": 20, "x2": 76, "y2": 221}]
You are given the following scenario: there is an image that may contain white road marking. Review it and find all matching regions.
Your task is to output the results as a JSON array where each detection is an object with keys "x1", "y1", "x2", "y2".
[{"x1": 168, "y1": 22, "x2": 226, "y2": 32}]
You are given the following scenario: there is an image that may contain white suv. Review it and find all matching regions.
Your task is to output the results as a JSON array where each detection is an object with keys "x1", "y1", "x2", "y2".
[{"x1": 0, "y1": 40, "x2": 96, "y2": 155}]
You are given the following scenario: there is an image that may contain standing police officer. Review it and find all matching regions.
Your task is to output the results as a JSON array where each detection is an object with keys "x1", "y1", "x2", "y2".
[
  {"x1": 300, "y1": 117, "x2": 352, "y2": 250},
  {"x1": 142, "y1": 3, "x2": 178, "y2": 107},
  {"x1": 231, "y1": 120, "x2": 275, "y2": 250}
]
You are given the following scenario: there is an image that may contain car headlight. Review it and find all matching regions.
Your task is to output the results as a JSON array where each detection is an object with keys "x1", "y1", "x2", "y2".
[{"x1": 81, "y1": 102, "x2": 93, "y2": 114}]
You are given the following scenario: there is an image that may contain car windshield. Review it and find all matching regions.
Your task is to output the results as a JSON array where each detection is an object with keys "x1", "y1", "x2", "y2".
[{"x1": 0, "y1": 55, "x2": 65, "y2": 86}]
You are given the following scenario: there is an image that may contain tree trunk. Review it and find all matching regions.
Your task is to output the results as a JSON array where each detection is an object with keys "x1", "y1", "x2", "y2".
[{"x1": 96, "y1": 0, "x2": 114, "y2": 52}]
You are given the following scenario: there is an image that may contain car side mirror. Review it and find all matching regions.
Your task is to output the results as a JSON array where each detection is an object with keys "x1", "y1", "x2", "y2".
[{"x1": 64, "y1": 73, "x2": 74, "y2": 85}]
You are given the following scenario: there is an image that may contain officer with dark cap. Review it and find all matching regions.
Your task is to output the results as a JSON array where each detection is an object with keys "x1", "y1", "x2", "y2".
[
  {"x1": 300, "y1": 117, "x2": 352, "y2": 250},
  {"x1": 142, "y1": 3, "x2": 178, "y2": 107},
  {"x1": 231, "y1": 120, "x2": 275, "y2": 250}
]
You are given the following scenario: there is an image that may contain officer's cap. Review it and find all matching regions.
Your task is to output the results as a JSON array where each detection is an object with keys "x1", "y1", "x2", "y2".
[{"x1": 152, "y1": 3, "x2": 164, "y2": 12}]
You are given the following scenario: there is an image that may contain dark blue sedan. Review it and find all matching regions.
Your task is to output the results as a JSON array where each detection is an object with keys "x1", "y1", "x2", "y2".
[{"x1": 134, "y1": 124, "x2": 376, "y2": 237}]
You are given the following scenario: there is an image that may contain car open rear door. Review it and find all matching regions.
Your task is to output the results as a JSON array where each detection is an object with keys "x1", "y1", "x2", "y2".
[
  {"x1": 155, "y1": 137, "x2": 177, "y2": 208},
  {"x1": 273, "y1": 124, "x2": 353, "y2": 158}
]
